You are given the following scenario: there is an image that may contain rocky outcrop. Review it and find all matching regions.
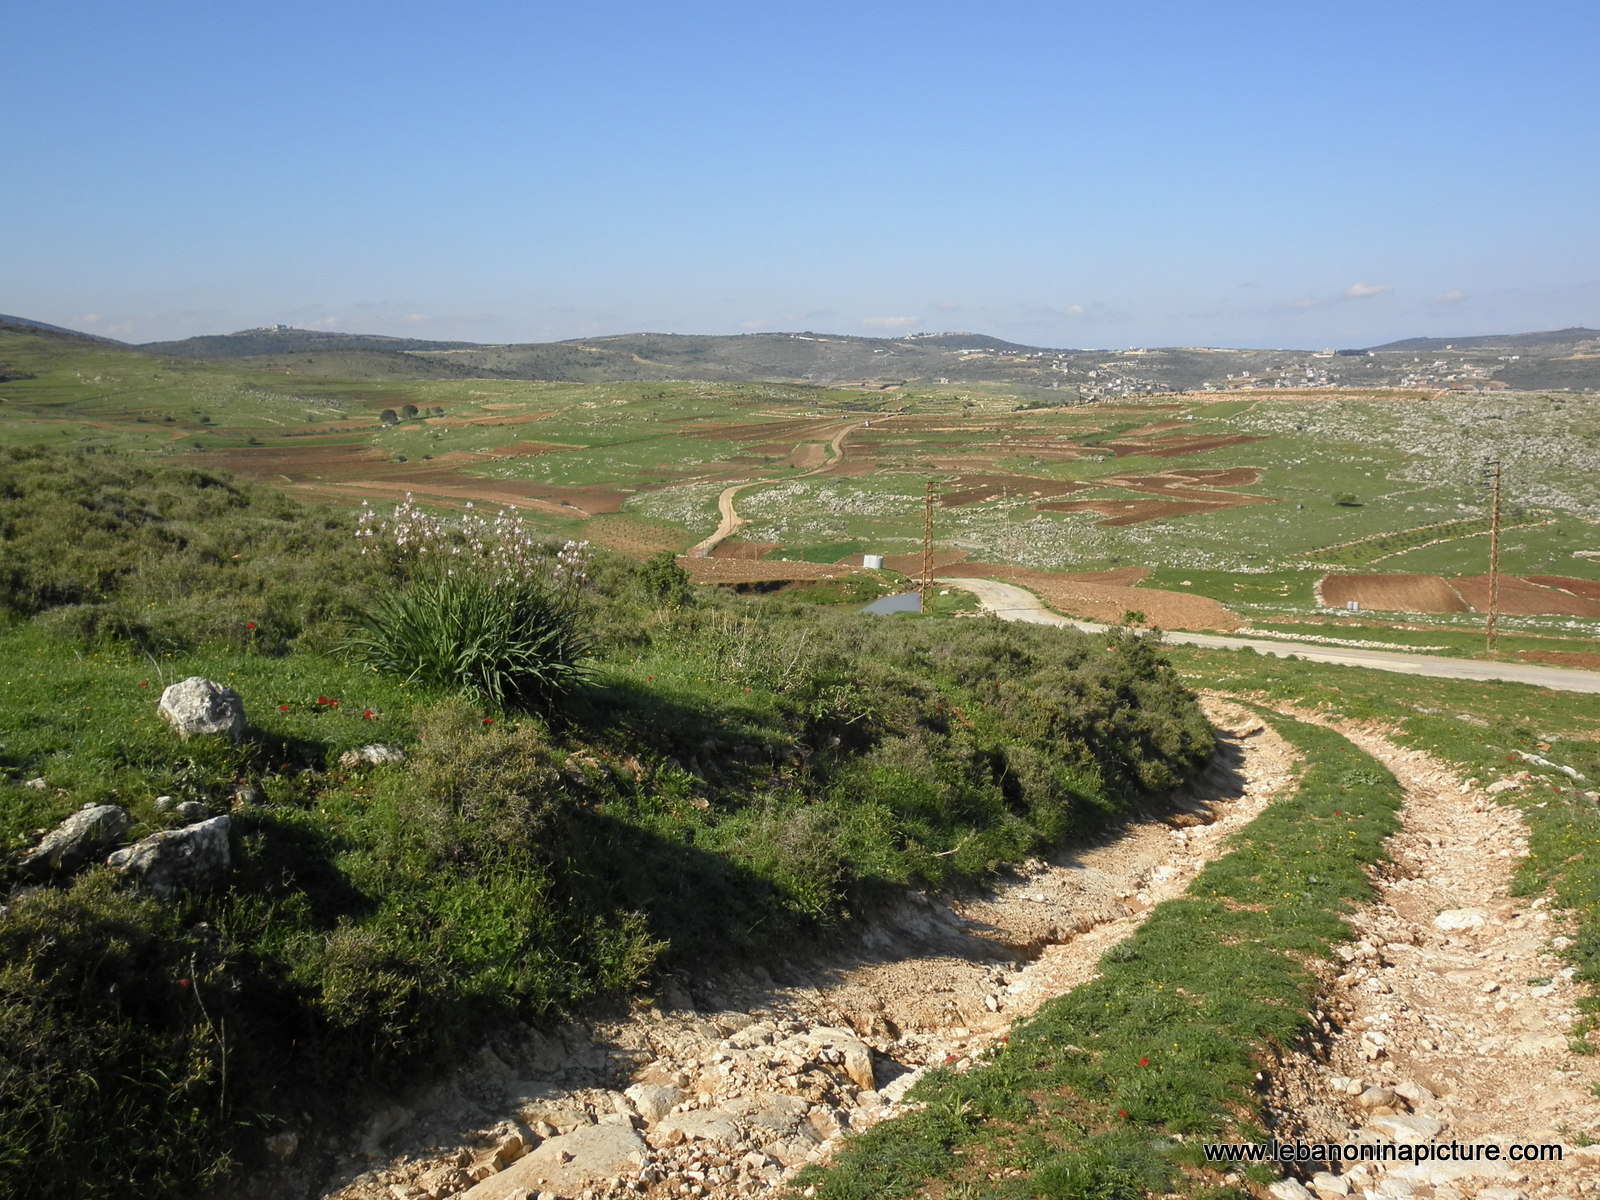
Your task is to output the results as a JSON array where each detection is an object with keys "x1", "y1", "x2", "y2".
[
  {"x1": 338, "y1": 744, "x2": 406, "y2": 768},
  {"x1": 459, "y1": 1123, "x2": 647, "y2": 1199},
  {"x1": 158, "y1": 677, "x2": 246, "y2": 741},
  {"x1": 18, "y1": 804, "x2": 131, "y2": 877},
  {"x1": 107, "y1": 816, "x2": 231, "y2": 896}
]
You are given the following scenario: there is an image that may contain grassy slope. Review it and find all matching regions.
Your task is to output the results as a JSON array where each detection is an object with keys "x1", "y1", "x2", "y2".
[{"x1": 0, "y1": 448, "x2": 1215, "y2": 1198}]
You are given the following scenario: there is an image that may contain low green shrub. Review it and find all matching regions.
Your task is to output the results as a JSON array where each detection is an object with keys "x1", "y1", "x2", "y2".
[
  {"x1": 0, "y1": 453, "x2": 1221, "y2": 1198},
  {"x1": 349, "y1": 569, "x2": 590, "y2": 707}
]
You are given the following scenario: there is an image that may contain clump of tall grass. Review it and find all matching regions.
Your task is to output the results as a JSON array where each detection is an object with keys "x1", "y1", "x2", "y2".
[
  {"x1": 348, "y1": 495, "x2": 593, "y2": 706},
  {"x1": 350, "y1": 570, "x2": 590, "y2": 706}
]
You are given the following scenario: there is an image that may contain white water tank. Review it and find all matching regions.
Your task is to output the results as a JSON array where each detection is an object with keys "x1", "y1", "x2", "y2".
[{"x1": 862, "y1": 554, "x2": 885, "y2": 569}]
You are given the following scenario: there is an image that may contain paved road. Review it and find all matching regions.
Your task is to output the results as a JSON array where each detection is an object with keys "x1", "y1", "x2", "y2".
[{"x1": 938, "y1": 577, "x2": 1600, "y2": 696}]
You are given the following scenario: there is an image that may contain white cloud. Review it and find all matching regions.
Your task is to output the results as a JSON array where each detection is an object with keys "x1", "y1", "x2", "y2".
[
  {"x1": 1430, "y1": 290, "x2": 1468, "y2": 306},
  {"x1": 861, "y1": 316, "x2": 916, "y2": 332},
  {"x1": 1344, "y1": 282, "x2": 1393, "y2": 299},
  {"x1": 738, "y1": 318, "x2": 769, "y2": 330},
  {"x1": 1064, "y1": 304, "x2": 1087, "y2": 318},
  {"x1": 400, "y1": 313, "x2": 431, "y2": 325}
]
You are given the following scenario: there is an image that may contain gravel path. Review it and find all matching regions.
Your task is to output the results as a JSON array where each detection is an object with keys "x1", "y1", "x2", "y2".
[
  {"x1": 264, "y1": 699, "x2": 1294, "y2": 1200},
  {"x1": 1257, "y1": 707, "x2": 1600, "y2": 1200}
]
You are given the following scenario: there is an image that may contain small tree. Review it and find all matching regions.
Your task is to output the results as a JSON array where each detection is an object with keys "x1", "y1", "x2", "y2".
[
  {"x1": 1332, "y1": 492, "x2": 1360, "y2": 507},
  {"x1": 401, "y1": 404, "x2": 419, "y2": 419},
  {"x1": 637, "y1": 551, "x2": 692, "y2": 607},
  {"x1": 379, "y1": 409, "x2": 399, "y2": 425}
]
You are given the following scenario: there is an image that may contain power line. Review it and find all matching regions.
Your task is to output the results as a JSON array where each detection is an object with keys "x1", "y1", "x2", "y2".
[{"x1": 1482, "y1": 459, "x2": 1502, "y2": 654}]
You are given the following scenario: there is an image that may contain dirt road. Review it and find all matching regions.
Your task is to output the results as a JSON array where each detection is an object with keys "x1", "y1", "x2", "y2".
[
  {"x1": 1257, "y1": 706, "x2": 1600, "y2": 1199},
  {"x1": 291, "y1": 701, "x2": 1292, "y2": 1200},
  {"x1": 939, "y1": 577, "x2": 1600, "y2": 695},
  {"x1": 687, "y1": 420, "x2": 871, "y2": 558}
]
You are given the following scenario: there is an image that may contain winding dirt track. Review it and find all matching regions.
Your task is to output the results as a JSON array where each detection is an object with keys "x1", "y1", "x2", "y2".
[
  {"x1": 1253, "y1": 705, "x2": 1600, "y2": 1199},
  {"x1": 686, "y1": 420, "x2": 871, "y2": 557},
  {"x1": 287, "y1": 702, "x2": 1294, "y2": 1200}
]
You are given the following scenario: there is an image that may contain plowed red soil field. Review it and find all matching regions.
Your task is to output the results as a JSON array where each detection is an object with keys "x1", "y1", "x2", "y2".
[
  {"x1": 1524, "y1": 576, "x2": 1600, "y2": 602},
  {"x1": 1451, "y1": 575, "x2": 1600, "y2": 617},
  {"x1": 1516, "y1": 649, "x2": 1600, "y2": 671},
  {"x1": 870, "y1": 550, "x2": 971, "y2": 574},
  {"x1": 709, "y1": 541, "x2": 780, "y2": 560},
  {"x1": 1167, "y1": 467, "x2": 1265, "y2": 487},
  {"x1": 940, "y1": 475, "x2": 1089, "y2": 508},
  {"x1": 1106, "y1": 433, "x2": 1267, "y2": 458},
  {"x1": 1318, "y1": 575, "x2": 1469, "y2": 613},
  {"x1": 681, "y1": 558, "x2": 867, "y2": 583},
  {"x1": 959, "y1": 564, "x2": 1241, "y2": 632}
]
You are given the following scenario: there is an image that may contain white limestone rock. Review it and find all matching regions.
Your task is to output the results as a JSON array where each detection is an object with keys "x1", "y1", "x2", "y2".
[
  {"x1": 158, "y1": 677, "x2": 246, "y2": 741},
  {"x1": 18, "y1": 804, "x2": 130, "y2": 877},
  {"x1": 106, "y1": 816, "x2": 231, "y2": 897}
]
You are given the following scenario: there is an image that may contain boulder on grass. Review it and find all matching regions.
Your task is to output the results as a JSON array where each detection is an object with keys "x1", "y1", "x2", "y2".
[
  {"x1": 107, "y1": 816, "x2": 231, "y2": 897},
  {"x1": 338, "y1": 744, "x2": 406, "y2": 768},
  {"x1": 158, "y1": 677, "x2": 246, "y2": 741},
  {"x1": 18, "y1": 804, "x2": 131, "y2": 878}
]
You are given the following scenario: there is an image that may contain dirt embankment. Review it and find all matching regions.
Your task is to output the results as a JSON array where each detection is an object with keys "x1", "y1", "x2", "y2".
[
  {"x1": 249, "y1": 702, "x2": 1291, "y2": 1200},
  {"x1": 679, "y1": 558, "x2": 868, "y2": 585}
]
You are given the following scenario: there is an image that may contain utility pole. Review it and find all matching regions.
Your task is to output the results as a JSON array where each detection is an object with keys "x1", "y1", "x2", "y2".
[
  {"x1": 1482, "y1": 459, "x2": 1503, "y2": 654},
  {"x1": 921, "y1": 480, "x2": 935, "y2": 613}
]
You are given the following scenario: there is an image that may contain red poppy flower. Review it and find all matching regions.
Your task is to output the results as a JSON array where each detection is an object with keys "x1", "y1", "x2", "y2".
[
  {"x1": 178, "y1": 979, "x2": 191, "y2": 989},
  {"x1": 483, "y1": 717, "x2": 495, "y2": 725},
  {"x1": 278, "y1": 704, "x2": 289, "y2": 712},
  {"x1": 138, "y1": 681, "x2": 149, "y2": 688},
  {"x1": 246, "y1": 621, "x2": 258, "y2": 630},
  {"x1": 1139, "y1": 1056, "x2": 1150, "y2": 1067},
  {"x1": 330, "y1": 700, "x2": 339, "y2": 707},
  {"x1": 363, "y1": 709, "x2": 374, "y2": 720},
  {"x1": 1118, "y1": 1110, "x2": 1128, "y2": 1117},
  {"x1": 318, "y1": 696, "x2": 329, "y2": 706}
]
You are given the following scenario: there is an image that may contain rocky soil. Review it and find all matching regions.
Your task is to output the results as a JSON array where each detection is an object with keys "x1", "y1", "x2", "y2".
[
  {"x1": 232, "y1": 698, "x2": 1293, "y2": 1200},
  {"x1": 1258, "y1": 712, "x2": 1600, "y2": 1200}
]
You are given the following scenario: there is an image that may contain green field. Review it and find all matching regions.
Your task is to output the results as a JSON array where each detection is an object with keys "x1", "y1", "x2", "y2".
[{"x1": 2, "y1": 323, "x2": 1598, "y2": 659}]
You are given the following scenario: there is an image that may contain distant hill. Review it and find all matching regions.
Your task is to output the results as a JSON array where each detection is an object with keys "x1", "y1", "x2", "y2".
[
  {"x1": 1366, "y1": 327, "x2": 1600, "y2": 352},
  {"x1": 2, "y1": 314, "x2": 1594, "y2": 395},
  {"x1": 138, "y1": 326, "x2": 483, "y2": 358},
  {"x1": 0, "y1": 314, "x2": 127, "y2": 346}
]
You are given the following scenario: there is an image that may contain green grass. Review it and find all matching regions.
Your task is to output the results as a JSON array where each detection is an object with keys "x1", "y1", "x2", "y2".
[
  {"x1": 796, "y1": 711, "x2": 1403, "y2": 1199},
  {"x1": 1300, "y1": 516, "x2": 1494, "y2": 566},
  {"x1": 0, "y1": 447, "x2": 1219, "y2": 1197},
  {"x1": 5, "y1": 327, "x2": 1599, "y2": 638}
]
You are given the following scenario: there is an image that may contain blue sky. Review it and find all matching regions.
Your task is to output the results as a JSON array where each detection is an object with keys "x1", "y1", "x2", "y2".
[{"x1": 5, "y1": 0, "x2": 1597, "y2": 348}]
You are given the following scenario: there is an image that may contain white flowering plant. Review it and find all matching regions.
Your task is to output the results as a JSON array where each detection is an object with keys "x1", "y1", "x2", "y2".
[{"x1": 348, "y1": 496, "x2": 593, "y2": 706}]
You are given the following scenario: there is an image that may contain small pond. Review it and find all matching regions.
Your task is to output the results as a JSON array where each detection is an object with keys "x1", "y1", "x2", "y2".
[{"x1": 861, "y1": 591, "x2": 922, "y2": 615}]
